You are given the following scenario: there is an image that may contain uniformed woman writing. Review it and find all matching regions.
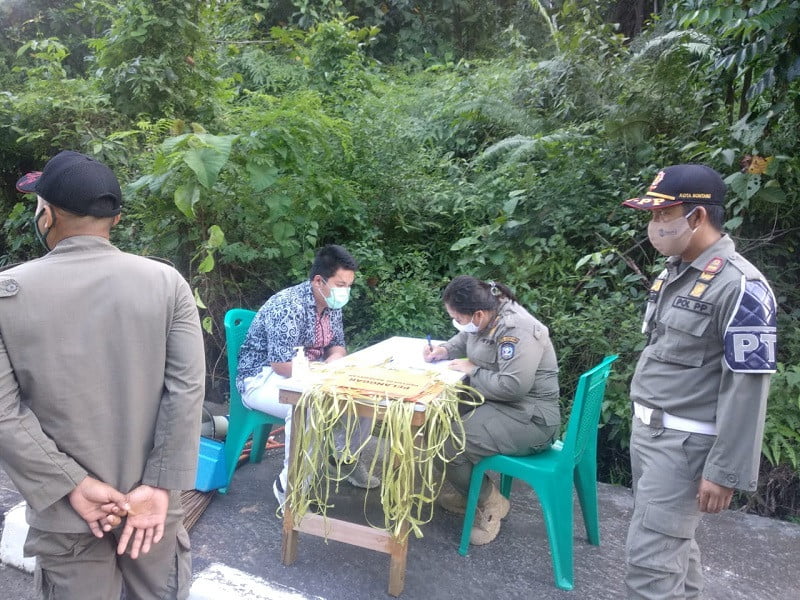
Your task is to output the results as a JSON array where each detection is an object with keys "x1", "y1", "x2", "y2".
[{"x1": 423, "y1": 275, "x2": 560, "y2": 545}]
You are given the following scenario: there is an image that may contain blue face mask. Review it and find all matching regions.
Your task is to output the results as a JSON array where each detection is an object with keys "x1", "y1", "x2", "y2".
[{"x1": 323, "y1": 279, "x2": 351, "y2": 309}]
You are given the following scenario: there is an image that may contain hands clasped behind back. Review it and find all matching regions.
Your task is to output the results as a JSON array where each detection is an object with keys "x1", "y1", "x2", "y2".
[{"x1": 69, "y1": 477, "x2": 169, "y2": 559}]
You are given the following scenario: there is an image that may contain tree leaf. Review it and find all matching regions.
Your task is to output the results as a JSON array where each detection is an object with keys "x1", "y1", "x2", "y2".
[
  {"x1": 247, "y1": 162, "x2": 279, "y2": 192},
  {"x1": 727, "y1": 172, "x2": 762, "y2": 201},
  {"x1": 202, "y1": 316, "x2": 213, "y2": 334},
  {"x1": 174, "y1": 183, "x2": 199, "y2": 218},
  {"x1": 207, "y1": 224, "x2": 225, "y2": 248},
  {"x1": 197, "y1": 252, "x2": 215, "y2": 273},
  {"x1": 193, "y1": 287, "x2": 207, "y2": 309},
  {"x1": 184, "y1": 147, "x2": 228, "y2": 188},
  {"x1": 756, "y1": 184, "x2": 786, "y2": 204},
  {"x1": 451, "y1": 236, "x2": 479, "y2": 251},
  {"x1": 272, "y1": 221, "x2": 295, "y2": 241}
]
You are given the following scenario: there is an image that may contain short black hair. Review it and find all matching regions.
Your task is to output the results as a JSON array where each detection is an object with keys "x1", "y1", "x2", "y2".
[
  {"x1": 683, "y1": 202, "x2": 725, "y2": 231},
  {"x1": 309, "y1": 244, "x2": 358, "y2": 279}
]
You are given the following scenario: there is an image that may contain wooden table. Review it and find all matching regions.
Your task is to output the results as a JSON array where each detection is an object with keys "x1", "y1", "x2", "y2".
[{"x1": 278, "y1": 336, "x2": 463, "y2": 597}]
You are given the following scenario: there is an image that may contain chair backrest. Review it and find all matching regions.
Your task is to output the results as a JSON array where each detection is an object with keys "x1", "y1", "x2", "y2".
[
  {"x1": 559, "y1": 354, "x2": 619, "y2": 467},
  {"x1": 224, "y1": 308, "x2": 257, "y2": 412}
]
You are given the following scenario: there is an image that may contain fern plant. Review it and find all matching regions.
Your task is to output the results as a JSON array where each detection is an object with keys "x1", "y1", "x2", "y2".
[{"x1": 763, "y1": 363, "x2": 800, "y2": 470}]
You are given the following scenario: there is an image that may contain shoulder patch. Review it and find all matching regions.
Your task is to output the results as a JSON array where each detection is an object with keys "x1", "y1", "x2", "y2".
[
  {"x1": 499, "y1": 336, "x2": 519, "y2": 344},
  {"x1": 0, "y1": 278, "x2": 20, "y2": 297},
  {"x1": 499, "y1": 341, "x2": 516, "y2": 360},
  {"x1": 724, "y1": 278, "x2": 777, "y2": 373}
]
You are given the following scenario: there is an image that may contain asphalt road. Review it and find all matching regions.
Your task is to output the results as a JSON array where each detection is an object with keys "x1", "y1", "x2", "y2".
[{"x1": 3, "y1": 440, "x2": 800, "y2": 599}]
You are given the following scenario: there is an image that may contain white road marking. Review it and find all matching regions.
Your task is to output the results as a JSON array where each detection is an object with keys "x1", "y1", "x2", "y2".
[{"x1": 189, "y1": 563, "x2": 325, "y2": 600}]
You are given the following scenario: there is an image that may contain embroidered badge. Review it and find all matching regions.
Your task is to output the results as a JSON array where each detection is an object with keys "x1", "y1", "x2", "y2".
[
  {"x1": 499, "y1": 336, "x2": 519, "y2": 344},
  {"x1": 499, "y1": 342, "x2": 516, "y2": 360},
  {"x1": 698, "y1": 257, "x2": 725, "y2": 282},
  {"x1": 704, "y1": 257, "x2": 724, "y2": 273},
  {"x1": 648, "y1": 271, "x2": 668, "y2": 303},
  {"x1": 649, "y1": 170, "x2": 666, "y2": 190},
  {"x1": 689, "y1": 282, "x2": 709, "y2": 298},
  {"x1": 672, "y1": 296, "x2": 713, "y2": 315}
]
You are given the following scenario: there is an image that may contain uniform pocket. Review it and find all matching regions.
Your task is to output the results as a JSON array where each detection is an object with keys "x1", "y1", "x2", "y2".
[
  {"x1": 469, "y1": 339, "x2": 497, "y2": 368},
  {"x1": 480, "y1": 405, "x2": 555, "y2": 456},
  {"x1": 654, "y1": 310, "x2": 712, "y2": 367},
  {"x1": 628, "y1": 502, "x2": 701, "y2": 574},
  {"x1": 175, "y1": 524, "x2": 192, "y2": 600},
  {"x1": 643, "y1": 502, "x2": 697, "y2": 539},
  {"x1": 24, "y1": 528, "x2": 84, "y2": 560}
]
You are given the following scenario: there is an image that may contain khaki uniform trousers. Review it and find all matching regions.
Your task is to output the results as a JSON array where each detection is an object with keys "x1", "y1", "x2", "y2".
[
  {"x1": 625, "y1": 417, "x2": 715, "y2": 599},
  {"x1": 24, "y1": 515, "x2": 191, "y2": 600},
  {"x1": 443, "y1": 401, "x2": 557, "y2": 503}
]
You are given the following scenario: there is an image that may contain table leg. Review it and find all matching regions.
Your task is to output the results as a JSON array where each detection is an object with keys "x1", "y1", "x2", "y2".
[
  {"x1": 281, "y1": 507, "x2": 299, "y2": 564},
  {"x1": 281, "y1": 404, "x2": 300, "y2": 565},
  {"x1": 387, "y1": 522, "x2": 409, "y2": 597}
]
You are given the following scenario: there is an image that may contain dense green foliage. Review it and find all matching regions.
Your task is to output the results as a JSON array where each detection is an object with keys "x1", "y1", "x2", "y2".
[{"x1": 1, "y1": 0, "x2": 798, "y2": 517}]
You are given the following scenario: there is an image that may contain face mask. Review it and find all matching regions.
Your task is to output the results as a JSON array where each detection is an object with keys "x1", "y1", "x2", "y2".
[
  {"x1": 322, "y1": 279, "x2": 351, "y2": 309},
  {"x1": 32, "y1": 208, "x2": 54, "y2": 252},
  {"x1": 452, "y1": 315, "x2": 480, "y2": 334},
  {"x1": 647, "y1": 208, "x2": 698, "y2": 257}
]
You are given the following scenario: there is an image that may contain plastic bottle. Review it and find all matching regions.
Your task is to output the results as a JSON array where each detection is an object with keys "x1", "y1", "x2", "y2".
[{"x1": 292, "y1": 346, "x2": 310, "y2": 378}]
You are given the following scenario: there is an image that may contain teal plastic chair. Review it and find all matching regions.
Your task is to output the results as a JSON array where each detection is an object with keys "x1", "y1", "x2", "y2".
[
  {"x1": 458, "y1": 354, "x2": 619, "y2": 591},
  {"x1": 218, "y1": 308, "x2": 285, "y2": 494}
]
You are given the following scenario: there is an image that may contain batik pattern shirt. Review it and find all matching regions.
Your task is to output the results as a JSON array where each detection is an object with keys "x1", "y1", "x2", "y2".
[{"x1": 236, "y1": 280, "x2": 345, "y2": 393}]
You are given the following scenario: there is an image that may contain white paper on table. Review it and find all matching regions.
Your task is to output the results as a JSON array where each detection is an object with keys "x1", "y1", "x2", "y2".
[{"x1": 279, "y1": 336, "x2": 464, "y2": 410}]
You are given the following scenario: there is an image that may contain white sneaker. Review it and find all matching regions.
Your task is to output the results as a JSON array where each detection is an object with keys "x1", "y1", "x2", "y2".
[{"x1": 273, "y1": 475, "x2": 286, "y2": 507}]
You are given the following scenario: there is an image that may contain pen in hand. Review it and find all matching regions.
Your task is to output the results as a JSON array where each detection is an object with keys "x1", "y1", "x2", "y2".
[{"x1": 426, "y1": 334, "x2": 433, "y2": 352}]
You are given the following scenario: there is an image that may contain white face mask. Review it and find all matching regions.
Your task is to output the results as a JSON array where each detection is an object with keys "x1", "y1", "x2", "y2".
[
  {"x1": 452, "y1": 315, "x2": 480, "y2": 334},
  {"x1": 647, "y1": 207, "x2": 698, "y2": 257},
  {"x1": 322, "y1": 279, "x2": 351, "y2": 309}
]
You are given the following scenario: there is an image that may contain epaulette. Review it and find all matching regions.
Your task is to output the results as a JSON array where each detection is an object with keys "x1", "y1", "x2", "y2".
[
  {"x1": 726, "y1": 252, "x2": 766, "y2": 280},
  {"x1": 687, "y1": 256, "x2": 726, "y2": 299},
  {"x1": 144, "y1": 256, "x2": 176, "y2": 267},
  {"x1": 0, "y1": 262, "x2": 23, "y2": 273},
  {"x1": 648, "y1": 269, "x2": 668, "y2": 303}
]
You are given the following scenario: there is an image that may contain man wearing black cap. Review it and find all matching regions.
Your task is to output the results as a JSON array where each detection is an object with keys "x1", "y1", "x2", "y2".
[
  {"x1": 622, "y1": 164, "x2": 777, "y2": 598},
  {"x1": 0, "y1": 151, "x2": 205, "y2": 599}
]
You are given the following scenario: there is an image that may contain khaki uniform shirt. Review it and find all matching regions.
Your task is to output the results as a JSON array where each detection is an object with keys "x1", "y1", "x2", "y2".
[
  {"x1": 0, "y1": 236, "x2": 206, "y2": 533},
  {"x1": 631, "y1": 234, "x2": 776, "y2": 491},
  {"x1": 442, "y1": 299, "x2": 560, "y2": 427}
]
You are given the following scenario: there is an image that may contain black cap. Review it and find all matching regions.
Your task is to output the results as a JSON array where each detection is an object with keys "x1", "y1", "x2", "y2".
[
  {"x1": 15, "y1": 151, "x2": 122, "y2": 217},
  {"x1": 623, "y1": 164, "x2": 726, "y2": 210}
]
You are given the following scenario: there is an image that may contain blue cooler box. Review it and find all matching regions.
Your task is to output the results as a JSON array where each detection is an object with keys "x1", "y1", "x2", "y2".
[{"x1": 195, "y1": 437, "x2": 227, "y2": 492}]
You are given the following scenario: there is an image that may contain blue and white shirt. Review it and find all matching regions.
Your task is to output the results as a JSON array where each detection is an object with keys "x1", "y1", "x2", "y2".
[{"x1": 236, "y1": 280, "x2": 345, "y2": 393}]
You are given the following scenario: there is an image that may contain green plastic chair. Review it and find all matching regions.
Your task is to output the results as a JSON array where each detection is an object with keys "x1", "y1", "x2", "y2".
[
  {"x1": 458, "y1": 354, "x2": 619, "y2": 591},
  {"x1": 218, "y1": 308, "x2": 285, "y2": 494}
]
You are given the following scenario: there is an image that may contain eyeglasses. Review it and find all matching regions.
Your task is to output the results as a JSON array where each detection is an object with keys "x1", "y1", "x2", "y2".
[{"x1": 649, "y1": 206, "x2": 693, "y2": 223}]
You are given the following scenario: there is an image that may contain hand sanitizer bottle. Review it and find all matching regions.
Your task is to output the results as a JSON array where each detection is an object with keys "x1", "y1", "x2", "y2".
[{"x1": 292, "y1": 346, "x2": 310, "y2": 377}]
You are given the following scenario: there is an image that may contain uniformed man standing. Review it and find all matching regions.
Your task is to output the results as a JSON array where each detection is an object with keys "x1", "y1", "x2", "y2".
[
  {"x1": 0, "y1": 151, "x2": 206, "y2": 599},
  {"x1": 622, "y1": 164, "x2": 777, "y2": 599}
]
